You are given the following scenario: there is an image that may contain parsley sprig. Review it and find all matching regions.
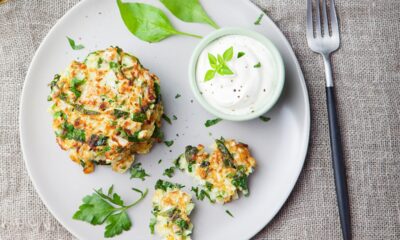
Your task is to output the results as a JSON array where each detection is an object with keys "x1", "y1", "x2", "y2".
[
  {"x1": 204, "y1": 47, "x2": 234, "y2": 81},
  {"x1": 73, "y1": 186, "x2": 148, "y2": 238}
]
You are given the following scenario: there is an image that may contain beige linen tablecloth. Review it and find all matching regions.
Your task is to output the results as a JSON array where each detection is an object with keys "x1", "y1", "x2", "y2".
[{"x1": 1, "y1": 0, "x2": 399, "y2": 239}]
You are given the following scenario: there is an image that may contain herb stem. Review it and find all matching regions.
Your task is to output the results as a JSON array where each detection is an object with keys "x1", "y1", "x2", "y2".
[
  {"x1": 175, "y1": 31, "x2": 202, "y2": 39},
  {"x1": 121, "y1": 188, "x2": 148, "y2": 210}
]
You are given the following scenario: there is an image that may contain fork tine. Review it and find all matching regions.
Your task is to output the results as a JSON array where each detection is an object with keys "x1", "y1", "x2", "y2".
[
  {"x1": 315, "y1": 0, "x2": 322, "y2": 37},
  {"x1": 330, "y1": 0, "x2": 339, "y2": 36},
  {"x1": 306, "y1": 0, "x2": 314, "y2": 39},
  {"x1": 322, "y1": 0, "x2": 329, "y2": 36}
]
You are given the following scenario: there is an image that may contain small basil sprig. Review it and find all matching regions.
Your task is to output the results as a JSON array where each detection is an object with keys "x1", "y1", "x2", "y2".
[
  {"x1": 160, "y1": 0, "x2": 219, "y2": 29},
  {"x1": 204, "y1": 47, "x2": 234, "y2": 82},
  {"x1": 116, "y1": 0, "x2": 201, "y2": 43}
]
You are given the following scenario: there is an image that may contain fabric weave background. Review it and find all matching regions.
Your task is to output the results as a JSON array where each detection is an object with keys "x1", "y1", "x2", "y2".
[{"x1": 0, "y1": 0, "x2": 399, "y2": 239}]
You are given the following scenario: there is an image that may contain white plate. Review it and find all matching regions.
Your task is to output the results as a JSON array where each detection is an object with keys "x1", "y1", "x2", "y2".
[{"x1": 20, "y1": 0, "x2": 310, "y2": 239}]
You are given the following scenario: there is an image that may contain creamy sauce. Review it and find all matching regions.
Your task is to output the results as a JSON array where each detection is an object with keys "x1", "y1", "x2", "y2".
[{"x1": 196, "y1": 35, "x2": 278, "y2": 116}]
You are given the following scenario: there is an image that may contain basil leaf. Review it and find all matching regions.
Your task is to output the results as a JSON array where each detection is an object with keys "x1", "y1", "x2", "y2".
[
  {"x1": 218, "y1": 65, "x2": 234, "y2": 75},
  {"x1": 223, "y1": 46, "x2": 233, "y2": 62},
  {"x1": 67, "y1": 37, "x2": 85, "y2": 50},
  {"x1": 204, "y1": 70, "x2": 216, "y2": 82},
  {"x1": 160, "y1": 0, "x2": 219, "y2": 29},
  {"x1": 217, "y1": 54, "x2": 225, "y2": 65},
  {"x1": 116, "y1": 1, "x2": 201, "y2": 43},
  {"x1": 208, "y1": 53, "x2": 217, "y2": 68}
]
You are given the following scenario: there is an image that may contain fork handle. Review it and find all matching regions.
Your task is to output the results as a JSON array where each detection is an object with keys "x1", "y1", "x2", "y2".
[{"x1": 326, "y1": 86, "x2": 352, "y2": 240}]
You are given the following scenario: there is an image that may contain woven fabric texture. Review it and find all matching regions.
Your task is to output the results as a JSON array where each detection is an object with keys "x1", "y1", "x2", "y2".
[{"x1": 0, "y1": 0, "x2": 399, "y2": 239}]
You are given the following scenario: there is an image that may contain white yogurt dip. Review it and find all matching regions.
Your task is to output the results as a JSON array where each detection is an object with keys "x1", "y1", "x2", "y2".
[{"x1": 196, "y1": 35, "x2": 278, "y2": 116}]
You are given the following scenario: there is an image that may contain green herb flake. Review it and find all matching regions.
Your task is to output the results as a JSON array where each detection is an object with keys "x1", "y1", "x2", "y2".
[
  {"x1": 254, "y1": 62, "x2": 261, "y2": 68},
  {"x1": 225, "y1": 209, "x2": 234, "y2": 218},
  {"x1": 67, "y1": 37, "x2": 85, "y2": 50},
  {"x1": 237, "y1": 52, "x2": 245, "y2": 58},
  {"x1": 164, "y1": 140, "x2": 174, "y2": 147},
  {"x1": 259, "y1": 116, "x2": 271, "y2": 122},
  {"x1": 172, "y1": 115, "x2": 177, "y2": 120},
  {"x1": 162, "y1": 113, "x2": 172, "y2": 125},
  {"x1": 116, "y1": 1, "x2": 201, "y2": 43},
  {"x1": 205, "y1": 118, "x2": 222, "y2": 127},
  {"x1": 175, "y1": 94, "x2": 181, "y2": 99},
  {"x1": 72, "y1": 186, "x2": 147, "y2": 238},
  {"x1": 163, "y1": 166, "x2": 176, "y2": 178},
  {"x1": 130, "y1": 163, "x2": 150, "y2": 181},
  {"x1": 254, "y1": 14, "x2": 264, "y2": 25},
  {"x1": 158, "y1": 159, "x2": 162, "y2": 164}
]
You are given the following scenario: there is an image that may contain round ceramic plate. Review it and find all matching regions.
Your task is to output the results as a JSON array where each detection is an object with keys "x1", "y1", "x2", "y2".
[{"x1": 20, "y1": 0, "x2": 310, "y2": 239}]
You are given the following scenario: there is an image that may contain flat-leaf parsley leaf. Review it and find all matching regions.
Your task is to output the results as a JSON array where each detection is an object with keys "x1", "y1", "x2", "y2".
[{"x1": 73, "y1": 186, "x2": 148, "y2": 238}]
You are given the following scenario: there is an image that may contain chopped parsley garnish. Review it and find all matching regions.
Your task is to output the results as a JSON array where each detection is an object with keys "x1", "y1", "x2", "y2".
[
  {"x1": 205, "y1": 118, "x2": 222, "y2": 127},
  {"x1": 259, "y1": 116, "x2": 271, "y2": 122},
  {"x1": 60, "y1": 122, "x2": 86, "y2": 142},
  {"x1": 191, "y1": 186, "x2": 215, "y2": 203},
  {"x1": 254, "y1": 14, "x2": 264, "y2": 25},
  {"x1": 113, "y1": 109, "x2": 129, "y2": 119},
  {"x1": 154, "y1": 179, "x2": 184, "y2": 192},
  {"x1": 237, "y1": 52, "x2": 245, "y2": 58},
  {"x1": 97, "y1": 57, "x2": 103, "y2": 68},
  {"x1": 175, "y1": 93, "x2": 181, "y2": 99},
  {"x1": 231, "y1": 166, "x2": 250, "y2": 196},
  {"x1": 72, "y1": 186, "x2": 147, "y2": 238},
  {"x1": 164, "y1": 140, "x2": 174, "y2": 147},
  {"x1": 88, "y1": 134, "x2": 108, "y2": 148},
  {"x1": 70, "y1": 77, "x2": 85, "y2": 98},
  {"x1": 151, "y1": 125, "x2": 164, "y2": 141},
  {"x1": 225, "y1": 210, "x2": 234, "y2": 217},
  {"x1": 67, "y1": 37, "x2": 85, "y2": 50},
  {"x1": 163, "y1": 166, "x2": 176, "y2": 178},
  {"x1": 172, "y1": 115, "x2": 177, "y2": 120},
  {"x1": 131, "y1": 112, "x2": 147, "y2": 123},
  {"x1": 158, "y1": 159, "x2": 162, "y2": 164},
  {"x1": 162, "y1": 114, "x2": 172, "y2": 124},
  {"x1": 130, "y1": 163, "x2": 150, "y2": 181},
  {"x1": 175, "y1": 218, "x2": 189, "y2": 230},
  {"x1": 72, "y1": 104, "x2": 100, "y2": 115},
  {"x1": 109, "y1": 61, "x2": 120, "y2": 70},
  {"x1": 149, "y1": 218, "x2": 157, "y2": 234},
  {"x1": 254, "y1": 62, "x2": 261, "y2": 68},
  {"x1": 49, "y1": 74, "x2": 61, "y2": 90}
]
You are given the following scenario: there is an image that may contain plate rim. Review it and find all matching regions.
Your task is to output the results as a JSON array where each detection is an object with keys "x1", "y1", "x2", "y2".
[{"x1": 19, "y1": 0, "x2": 311, "y2": 239}]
